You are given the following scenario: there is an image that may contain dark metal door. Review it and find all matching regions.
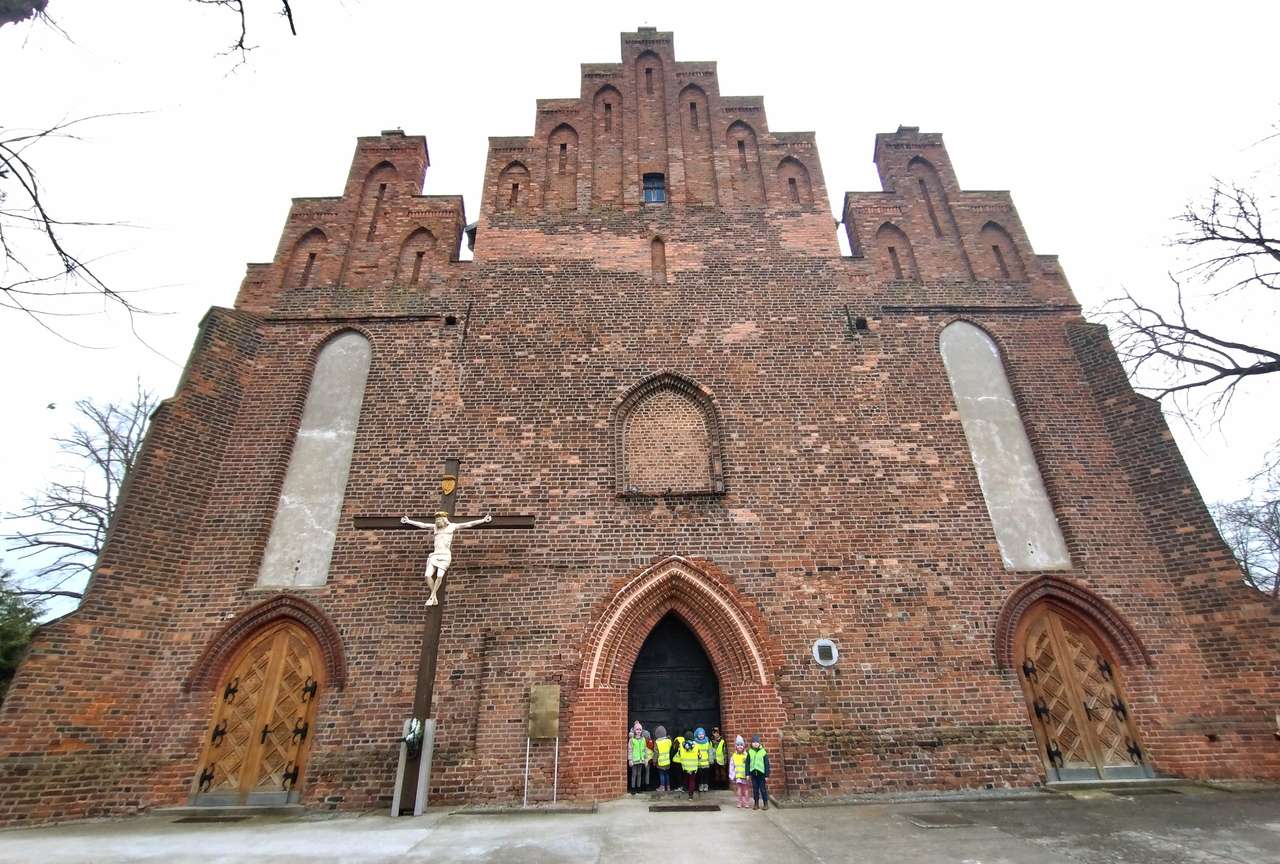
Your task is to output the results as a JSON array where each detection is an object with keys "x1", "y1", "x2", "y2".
[{"x1": 627, "y1": 613, "x2": 721, "y2": 743}]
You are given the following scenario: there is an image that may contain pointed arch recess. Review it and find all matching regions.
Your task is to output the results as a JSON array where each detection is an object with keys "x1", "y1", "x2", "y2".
[
  {"x1": 995, "y1": 573, "x2": 1150, "y2": 670},
  {"x1": 612, "y1": 371, "x2": 726, "y2": 495},
  {"x1": 184, "y1": 594, "x2": 347, "y2": 691},
  {"x1": 581, "y1": 556, "x2": 771, "y2": 689}
]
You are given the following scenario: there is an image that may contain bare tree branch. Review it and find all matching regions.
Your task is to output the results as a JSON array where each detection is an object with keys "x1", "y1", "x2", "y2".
[
  {"x1": 0, "y1": 114, "x2": 157, "y2": 345},
  {"x1": 191, "y1": 0, "x2": 299, "y2": 65},
  {"x1": 1213, "y1": 470, "x2": 1280, "y2": 598},
  {"x1": 3, "y1": 382, "x2": 158, "y2": 603},
  {"x1": 1100, "y1": 150, "x2": 1279, "y2": 429}
]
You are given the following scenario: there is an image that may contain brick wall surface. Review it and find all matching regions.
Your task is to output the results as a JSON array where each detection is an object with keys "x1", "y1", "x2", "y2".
[{"x1": 0, "y1": 27, "x2": 1275, "y2": 825}]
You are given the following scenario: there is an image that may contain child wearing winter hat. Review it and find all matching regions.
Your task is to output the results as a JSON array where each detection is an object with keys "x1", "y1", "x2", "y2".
[
  {"x1": 747, "y1": 734, "x2": 770, "y2": 810},
  {"x1": 728, "y1": 735, "x2": 751, "y2": 808},
  {"x1": 653, "y1": 725, "x2": 673, "y2": 792},
  {"x1": 627, "y1": 721, "x2": 646, "y2": 794}
]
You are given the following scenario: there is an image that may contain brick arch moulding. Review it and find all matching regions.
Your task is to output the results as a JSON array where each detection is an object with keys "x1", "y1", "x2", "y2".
[
  {"x1": 580, "y1": 555, "x2": 775, "y2": 690},
  {"x1": 184, "y1": 593, "x2": 347, "y2": 691},
  {"x1": 995, "y1": 573, "x2": 1151, "y2": 670}
]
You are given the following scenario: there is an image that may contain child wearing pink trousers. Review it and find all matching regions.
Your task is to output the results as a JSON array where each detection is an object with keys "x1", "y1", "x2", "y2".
[{"x1": 728, "y1": 735, "x2": 751, "y2": 808}]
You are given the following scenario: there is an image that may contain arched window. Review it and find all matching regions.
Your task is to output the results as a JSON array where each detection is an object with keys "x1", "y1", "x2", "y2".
[
  {"x1": 396, "y1": 227, "x2": 437, "y2": 286},
  {"x1": 495, "y1": 161, "x2": 531, "y2": 212},
  {"x1": 978, "y1": 221, "x2": 1027, "y2": 281},
  {"x1": 258, "y1": 331, "x2": 372, "y2": 587},
  {"x1": 874, "y1": 222, "x2": 919, "y2": 281},
  {"x1": 284, "y1": 228, "x2": 328, "y2": 289},
  {"x1": 615, "y1": 373, "x2": 724, "y2": 496},
  {"x1": 939, "y1": 321, "x2": 1070, "y2": 570},
  {"x1": 777, "y1": 157, "x2": 813, "y2": 206},
  {"x1": 545, "y1": 124, "x2": 579, "y2": 210}
]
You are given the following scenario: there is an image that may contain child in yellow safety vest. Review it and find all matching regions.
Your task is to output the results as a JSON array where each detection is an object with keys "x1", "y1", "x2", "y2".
[
  {"x1": 677, "y1": 735, "x2": 701, "y2": 799},
  {"x1": 653, "y1": 726, "x2": 673, "y2": 792},
  {"x1": 710, "y1": 727, "x2": 727, "y2": 788},
  {"x1": 693, "y1": 727, "x2": 711, "y2": 792},
  {"x1": 671, "y1": 730, "x2": 689, "y2": 792},
  {"x1": 728, "y1": 735, "x2": 751, "y2": 808},
  {"x1": 627, "y1": 721, "x2": 647, "y2": 794},
  {"x1": 747, "y1": 734, "x2": 770, "y2": 810}
]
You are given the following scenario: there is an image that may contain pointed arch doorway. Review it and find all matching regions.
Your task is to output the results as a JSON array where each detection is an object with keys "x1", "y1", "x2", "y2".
[
  {"x1": 1017, "y1": 604, "x2": 1152, "y2": 781},
  {"x1": 191, "y1": 621, "x2": 325, "y2": 805},
  {"x1": 628, "y1": 613, "x2": 722, "y2": 748}
]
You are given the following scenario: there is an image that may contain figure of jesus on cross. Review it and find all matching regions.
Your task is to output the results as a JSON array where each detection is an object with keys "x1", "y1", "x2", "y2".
[{"x1": 400, "y1": 512, "x2": 493, "y2": 605}]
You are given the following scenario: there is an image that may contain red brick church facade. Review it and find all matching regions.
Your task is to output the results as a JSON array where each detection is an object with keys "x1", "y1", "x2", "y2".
[{"x1": 1, "y1": 28, "x2": 1276, "y2": 824}]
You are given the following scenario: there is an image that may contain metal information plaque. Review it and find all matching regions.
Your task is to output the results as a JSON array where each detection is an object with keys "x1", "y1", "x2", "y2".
[{"x1": 528, "y1": 684, "x2": 560, "y2": 739}]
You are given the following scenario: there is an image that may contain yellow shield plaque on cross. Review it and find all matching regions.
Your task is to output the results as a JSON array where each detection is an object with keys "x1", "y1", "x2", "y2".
[{"x1": 440, "y1": 474, "x2": 457, "y2": 496}]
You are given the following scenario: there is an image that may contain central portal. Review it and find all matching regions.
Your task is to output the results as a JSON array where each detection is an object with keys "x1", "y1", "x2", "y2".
[{"x1": 627, "y1": 613, "x2": 722, "y2": 744}]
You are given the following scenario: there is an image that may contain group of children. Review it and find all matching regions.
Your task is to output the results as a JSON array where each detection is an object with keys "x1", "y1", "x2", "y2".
[{"x1": 627, "y1": 721, "x2": 771, "y2": 810}]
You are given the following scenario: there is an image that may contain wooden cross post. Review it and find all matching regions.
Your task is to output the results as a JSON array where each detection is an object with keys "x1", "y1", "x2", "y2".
[{"x1": 354, "y1": 457, "x2": 534, "y2": 814}]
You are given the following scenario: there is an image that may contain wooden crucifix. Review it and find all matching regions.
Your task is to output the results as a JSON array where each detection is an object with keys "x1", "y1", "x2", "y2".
[{"x1": 353, "y1": 457, "x2": 534, "y2": 814}]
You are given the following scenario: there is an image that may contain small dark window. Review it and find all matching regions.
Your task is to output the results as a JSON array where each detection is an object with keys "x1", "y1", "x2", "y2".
[
  {"x1": 888, "y1": 246, "x2": 904, "y2": 280},
  {"x1": 410, "y1": 250, "x2": 425, "y2": 285},
  {"x1": 642, "y1": 173, "x2": 666, "y2": 204},
  {"x1": 558, "y1": 142, "x2": 568, "y2": 174},
  {"x1": 366, "y1": 182, "x2": 388, "y2": 240},
  {"x1": 992, "y1": 244, "x2": 1011, "y2": 278},
  {"x1": 788, "y1": 177, "x2": 799, "y2": 203},
  {"x1": 444, "y1": 314, "x2": 458, "y2": 326},
  {"x1": 737, "y1": 139, "x2": 747, "y2": 170},
  {"x1": 689, "y1": 102, "x2": 698, "y2": 128},
  {"x1": 509, "y1": 183, "x2": 520, "y2": 206},
  {"x1": 645, "y1": 68, "x2": 654, "y2": 95},
  {"x1": 604, "y1": 102, "x2": 613, "y2": 132},
  {"x1": 300, "y1": 252, "x2": 317, "y2": 287}
]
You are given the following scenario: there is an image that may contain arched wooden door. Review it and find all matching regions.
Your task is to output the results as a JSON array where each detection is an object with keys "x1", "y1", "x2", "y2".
[
  {"x1": 192, "y1": 622, "x2": 324, "y2": 805},
  {"x1": 1017, "y1": 605, "x2": 1152, "y2": 781}
]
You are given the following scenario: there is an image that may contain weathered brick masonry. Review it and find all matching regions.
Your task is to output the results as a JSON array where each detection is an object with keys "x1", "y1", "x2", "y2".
[{"x1": 1, "y1": 28, "x2": 1276, "y2": 823}]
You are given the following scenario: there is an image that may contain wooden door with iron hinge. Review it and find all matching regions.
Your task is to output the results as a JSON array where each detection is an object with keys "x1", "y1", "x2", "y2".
[
  {"x1": 193, "y1": 622, "x2": 323, "y2": 805},
  {"x1": 1017, "y1": 605, "x2": 1152, "y2": 782}
]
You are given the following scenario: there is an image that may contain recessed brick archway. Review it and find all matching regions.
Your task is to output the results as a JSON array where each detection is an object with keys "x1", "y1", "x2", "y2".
[
  {"x1": 995, "y1": 573, "x2": 1150, "y2": 670},
  {"x1": 184, "y1": 594, "x2": 347, "y2": 691},
  {"x1": 569, "y1": 556, "x2": 786, "y2": 800}
]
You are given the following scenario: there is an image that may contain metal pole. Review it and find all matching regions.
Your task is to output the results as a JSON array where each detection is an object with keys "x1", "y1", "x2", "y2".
[
  {"x1": 552, "y1": 737, "x2": 560, "y2": 804},
  {"x1": 522, "y1": 737, "x2": 531, "y2": 808}
]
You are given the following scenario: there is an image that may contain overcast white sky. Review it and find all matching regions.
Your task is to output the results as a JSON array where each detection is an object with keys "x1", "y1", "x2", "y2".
[{"x1": 2, "y1": 1, "x2": 1277, "y2": 601}]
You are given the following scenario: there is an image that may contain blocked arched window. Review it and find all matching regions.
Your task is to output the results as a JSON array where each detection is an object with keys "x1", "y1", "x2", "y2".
[
  {"x1": 284, "y1": 228, "x2": 328, "y2": 289},
  {"x1": 496, "y1": 161, "x2": 531, "y2": 212},
  {"x1": 939, "y1": 321, "x2": 1070, "y2": 570},
  {"x1": 777, "y1": 157, "x2": 813, "y2": 206},
  {"x1": 356, "y1": 161, "x2": 398, "y2": 241},
  {"x1": 726, "y1": 120, "x2": 765, "y2": 206},
  {"x1": 396, "y1": 227, "x2": 437, "y2": 285},
  {"x1": 875, "y1": 222, "x2": 919, "y2": 281},
  {"x1": 545, "y1": 123, "x2": 579, "y2": 211},
  {"x1": 592, "y1": 85, "x2": 624, "y2": 206},
  {"x1": 615, "y1": 373, "x2": 725, "y2": 496},
  {"x1": 978, "y1": 221, "x2": 1027, "y2": 281},
  {"x1": 651, "y1": 237, "x2": 667, "y2": 284},
  {"x1": 258, "y1": 331, "x2": 372, "y2": 587}
]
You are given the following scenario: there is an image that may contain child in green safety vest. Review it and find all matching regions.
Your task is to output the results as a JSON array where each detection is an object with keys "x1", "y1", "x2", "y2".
[
  {"x1": 627, "y1": 721, "x2": 647, "y2": 794},
  {"x1": 728, "y1": 735, "x2": 751, "y2": 808},
  {"x1": 653, "y1": 725, "x2": 673, "y2": 792},
  {"x1": 747, "y1": 734, "x2": 770, "y2": 810},
  {"x1": 678, "y1": 735, "x2": 701, "y2": 799}
]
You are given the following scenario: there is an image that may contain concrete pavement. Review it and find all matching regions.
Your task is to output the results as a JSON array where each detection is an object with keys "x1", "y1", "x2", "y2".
[{"x1": 1, "y1": 785, "x2": 1277, "y2": 863}]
